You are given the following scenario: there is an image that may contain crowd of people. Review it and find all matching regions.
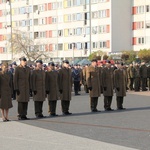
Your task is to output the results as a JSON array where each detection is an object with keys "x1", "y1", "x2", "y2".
[{"x1": 0, "y1": 56, "x2": 149, "y2": 122}]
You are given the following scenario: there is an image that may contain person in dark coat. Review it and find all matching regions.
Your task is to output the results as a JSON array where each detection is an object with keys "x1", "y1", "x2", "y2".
[
  {"x1": 101, "y1": 61, "x2": 114, "y2": 111},
  {"x1": 140, "y1": 61, "x2": 148, "y2": 91},
  {"x1": 31, "y1": 60, "x2": 46, "y2": 118},
  {"x1": 46, "y1": 62, "x2": 59, "y2": 116},
  {"x1": 86, "y1": 59, "x2": 101, "y2": 112},
  {"x1": 0, "y1": 62, "x2": 13, "y2": 121},
  {"x1": 14, "y1": 57, "x2": 31, "y2": 120},
  {"x1": 72, "y1": 65, "x2": 81, "y2": 95},
  {"x1": 58, "y1": 60, "x2": 72, "y2": 115},
  {"x1": 114, "y1": 63, "x2": 127, "y2": 110}
]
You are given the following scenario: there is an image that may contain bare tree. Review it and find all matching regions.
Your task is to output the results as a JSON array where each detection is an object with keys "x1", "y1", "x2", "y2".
[{"x1": 10, "y1": 29, "x2": 52, "y2": 62}]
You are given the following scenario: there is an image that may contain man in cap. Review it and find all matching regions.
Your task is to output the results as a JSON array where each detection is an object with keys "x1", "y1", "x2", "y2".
[
  {"x1": 14, "y1": 57, "x2": 31, "y2": 120},
  {"x1": 101, "y1": 60, "x2": 114, "y2": 111},
  {"x1": 72, "y1": 64, "x2": 81, "y2": 95},
  {"x1": 114, "y1": 62, "x2": 127, "y2": 110},
  {"x1": 86, "y1": 59, "x2": 101, "y2": 112},
  {"x1": 58, "y1": 60, "x2": 72, "y2": 115},
  {"x1": 46, "y1": 62, "x2": 59, "y2": 116},
  {"x1": 31, "y1": 60, "x2": 46, "y2": 118}
]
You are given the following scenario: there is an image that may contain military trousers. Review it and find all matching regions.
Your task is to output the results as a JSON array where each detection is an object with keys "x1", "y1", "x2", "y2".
[
  {"x1": 61, "y1": 100, "x2": 70, "y2": 113},
  {"x1": 128, "y1": 78, "x2": 134, "y2": 90},
  {"x1": 18, "y1": 102, "x2": 28, "y2": 117},
  {"x1": 48, "y1": 101, "x2": 57, "y2": 115},
  {"x1": 34, "y1": 101, "x2": 43, "y2": 116},
  {"x1": 90, "y1": 97, "x2": 98, "y2": 111},
  {"x1": 141, "y1": 78, "x2": 147, "y2": 91},
  {"x1": 104, "y1": 96, "x2": 112, "y2": 110},
  {"x1": 134, "y1": 77, "x2": 140, "y2": 91},
  {"x1": 74, "y1": 81, "x2": 80, "y2": 94},
  {"x1": 116, "y1": 96, "x2": 124, "y2": 109}
]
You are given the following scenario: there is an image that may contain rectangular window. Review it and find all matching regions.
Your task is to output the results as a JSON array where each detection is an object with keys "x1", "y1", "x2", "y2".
[
  {"x1": 92, "y1": 11, "x2": 98, "y2": 18},
  {"x1": 58, "y1": 43, "x2": 63, "y2": 50},
  {"x1": 146, "y1": 22, "x2": 150, "y2": 28},
  {"x1": 58, "y1": 30, "x2": 63, "y2": 37},
  {"x1": 86, "y1": 27, "x2": 90, "y2": 35},
  {"x1": 146, "y1": 5, "x2": 150, "y2": 12},
  {"x1": 99, "y1": 10, "x2": 106, "y2": 18},
  {"x1": 137, "y1": 37, "x2": 144, "y2": 44},
  {"x1": 99, "y1": 25, "x2": 106, "y2": 33},
  {"x1": 76, "y1": 13, "x2": 82, "y2": 21},
  {"x1": 92, "y1": 42, "x2": 97, "y2": 48},
  {"x1": 92, "y1": 26, "x2": 97, "y2": 34},
  {"x1": 76, "y1": 28, "x2": 82, "y2": 35},
  {"x1": 52, "y1": 17, "x2": 57, "y2": 23},
  {"x1": 100, "y1": 41, "x2": 106, "y2": 48},
  {"x1": 137, "y1": 6, "x2": 144, "y2": 14}
]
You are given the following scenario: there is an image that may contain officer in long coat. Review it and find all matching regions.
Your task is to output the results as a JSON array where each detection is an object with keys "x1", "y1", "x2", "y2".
[
  {"x1": 114, "y1": 63, "x2": 127, "y2": 110},
  {"x1": 46, "y1": 62, "x2": 59, "y2": 116},
  {"x1": 86, "y1": 59, "x2": 101, "y2": 112},
  {"x1": 140, "y1": 62, "x2": 148, "y2": 91},
  {"x1": 58, "y1": 60, "x2": 72, "y2": 115},
  {"x1": 0, "y1": 62, "x2": 13, "y2": 121},
  {"x1": 101, "y1": 61, "x2": 114, "y2": 111},
  {"x1": 31, "y1": 60, "x2": 45, "y2": 118},
  {"x1": 14, "y1": 57, "x2": 31, "y2": 120},
  {"x1": 127, "y1": 64, "x2": 135, "y2": 91}
]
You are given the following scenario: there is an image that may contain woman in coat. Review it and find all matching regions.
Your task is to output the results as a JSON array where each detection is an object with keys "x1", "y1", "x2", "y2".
[{"x1": 0, "y1": 62, "x2": 13, "y2": 121}]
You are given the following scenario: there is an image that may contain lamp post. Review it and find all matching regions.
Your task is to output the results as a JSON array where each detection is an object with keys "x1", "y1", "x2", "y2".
[{"x1": 89, "y1": 0, "x2": 92, "y2": 55}]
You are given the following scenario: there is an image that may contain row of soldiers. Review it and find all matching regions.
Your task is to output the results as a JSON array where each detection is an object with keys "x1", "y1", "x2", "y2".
[{"x1": 0, "y1": 56, "x2": 149, "y2": 121}]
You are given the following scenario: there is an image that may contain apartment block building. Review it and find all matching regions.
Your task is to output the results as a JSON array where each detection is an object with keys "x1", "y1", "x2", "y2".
[{"x1": 0, "y1": 0, "x2": 149, "y2": 62}]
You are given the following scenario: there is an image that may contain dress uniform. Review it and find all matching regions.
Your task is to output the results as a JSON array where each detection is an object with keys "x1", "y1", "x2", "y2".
[
  {"x1": 133, "y1": 63, "x2": 141, "y2": 91},
  {"x1": 101, "y1": 61, "x2": 114, "y2": 111},
  {"x1": 127, "y1": 64, "x2": 135, "y2": 91},
  {"x1": 46, "y1": 62, "x2": 59, "y2": 116},
  {"x1": 140, "y1": 62, "x2": 148, "y2": 91},
  {"x1": 82, "y1": 65, "x2": 89, "y2": 93},
  {"x1": 0, "y1": 62, "x2": 13, "y2": 121},
  {"x1": 58, "y1": 60, "x2": 72, "y2": 115},
  {"x1": 86, "y1": 59, "x2": 101, "y2": 112},
  {"x1": 14, "y1": 57, "x2": 31, "y2": 120},
  {"x1": 31, "y1": 60, "x2": 45, "y2": 118},
  {"x1": 114, "y1": 63, "x2": 127, "y2": 110}
]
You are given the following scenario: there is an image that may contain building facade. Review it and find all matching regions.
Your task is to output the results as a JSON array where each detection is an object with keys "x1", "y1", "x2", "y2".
[{"x1": 0, "y1": 0, "x2": 149, "y2": 62}]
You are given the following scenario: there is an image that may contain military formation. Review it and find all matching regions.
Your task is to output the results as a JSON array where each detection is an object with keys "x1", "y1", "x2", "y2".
[{"x1": 0, "y1": 56, "x2": 149, "y2": 121}]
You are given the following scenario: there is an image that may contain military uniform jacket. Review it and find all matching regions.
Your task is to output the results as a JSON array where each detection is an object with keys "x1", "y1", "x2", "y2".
[
  {"x1": 58, "y1": 67, "x2": 72, "y2": 101},
  {"x1": 140, "y1": 65, "x2": 147, "y2": 78},
  {"x1": 101, "y1": 67, "x2": 114, "y2": 96},
  {"x1": 86, "y1": 65, "x2": 101, "y2": 97},
  {"x1": 127, "y1": 66, "x2": 135, "y2": 78},
  {"x1": 31, "y1": 69, "x2": 46, "y2": 102},
  {"x1": 45, "y1": 70, "x2": 59, "y2": 101},
  {"x1": 0, "y1": 71, "x2": 13, "y2": 109},
  {"x1": 14, "y1": 65, "x2": 31, "y2": 102},
  {"x1": 114, "y1": 69, "x2": 127, "y2": 97}
]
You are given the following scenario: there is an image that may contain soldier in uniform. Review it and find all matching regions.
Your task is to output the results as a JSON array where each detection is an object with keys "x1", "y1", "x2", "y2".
[
  {"x1": 46, "y1": 62, "x2": 59, "y2": 116},
  {"x1": 86, "y1": 59, "x2": 101, "y2": 112},
  {"x1": 58, "y1": 60, "x2": 72, "y2": 115},
  {"x1": 127, "y1": 64, "x2": 135, "y2": 91},
  {"x1": 14, "y1": 57, "x2": 31, "y2": 120},
  {"x1": 114, "y1": 63, "x2": 127, "y2": 110},
  {"x1": 140, "y1": 61, "x2": 148, "y2": 91},
  {"x1": 133, "y1": 63, "x2": 141, "y2": 91},
  {"x1": 0, "y1": 62, "x2": 13, "y2": 121},
  {"x1": 31, "y1": 60, "x2": 45, "y2": 118},
  {"x1": 82, "y1": 64, "x2": 89, "y2": 93},
  {"x1": 101, "y1": 61, "x2": 114, "y2": 111}
]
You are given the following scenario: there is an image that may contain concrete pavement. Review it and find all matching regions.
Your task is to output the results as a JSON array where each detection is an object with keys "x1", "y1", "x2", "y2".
[{"x1": 0, "y1": 119, "x2": 138, "y2": 150}]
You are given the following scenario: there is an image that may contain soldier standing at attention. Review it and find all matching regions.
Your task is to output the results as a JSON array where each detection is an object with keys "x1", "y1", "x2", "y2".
[
  {"x1": 140, "y1": 61, "x2": 148, "y2": 91},
  {"x1": 86, "y1": 59, "x2": 101, "y2": 112},
  {"x1": 0, "y1": 62, "x2": 13, "y2": 121},
  {"x1": 114, "y1": 63, "x2": 127, "y2": 110},
  {"x1": 58, "y1": 60, "x2": 72, "y2": 115},
  {"x1": 31, "y1": 60, "x2": 45, "y2": 118},
  {"x1": 46, "y1": 62, "x2": 59, "y2": 117},
  {"x1": 14, "y1": 57, "x2": 31, "y2": 120},
  {"x1": 101, "y1": 61, "x2": 114, "y2": 111}
]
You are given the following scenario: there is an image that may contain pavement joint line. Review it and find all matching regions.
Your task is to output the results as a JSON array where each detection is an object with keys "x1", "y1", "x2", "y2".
[{"x1": 8, "y1": 118, "x2": 150, "y2": 133}]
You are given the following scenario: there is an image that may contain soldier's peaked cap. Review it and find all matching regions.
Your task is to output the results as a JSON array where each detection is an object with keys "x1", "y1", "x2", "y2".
[
  {"x1": 36, "y1": 60, "x2": 43, "y2": 64},
  {"x1": 63, "y1": 60, "x2": 69, "y2": 64},
  {"x1": 19, "y1": 57, "x2": 27, "y2": 61},
  {"x1": 48, "y1": 62, "x2": 55, "y2": 66}
]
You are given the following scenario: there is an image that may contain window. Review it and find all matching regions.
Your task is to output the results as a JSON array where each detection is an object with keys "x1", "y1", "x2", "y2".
[
  {"x1": 34, "y1": 32, "x2": 39, "y2": 39},
  {"x1": 85, "y1": 42, "x2": 90, "y2": 49},
  {"x1": 58, "y1": 30, "x2": 63, "y2": 37},
  {"x1": 76, "y1": 28, "x2": 82, "y2": 35},
  {"x1": 146, "y1": 22, "x2": 150, "y2": 28},
  {"x1": 92, "y1": 11, "x2": 98, "y2": 18},
  {"x1": 99, "y1": 41, "x2": 106, "y2": 48},
  {"x1": 39, "y1": 45, "x2": 45, "y2": 51},
  {"x1": 52, "y1": 17, "x2": 57, "y2": 23},
  {"x1": 86, "y1": 27, "x2": 90, "y2": 35},
  {"x1": 92, "y1": 26, "x2": 97, "y2": 34},
  {"x1": 99, "y1": 25, "x2": 106, "y2": 33},
  {"x1": 58, "y1": 2, "x2": 62, "y2": 8},
  {"x1": 77, "y1": 42, "x2": 82, "y2": 49},
  {"x1": 72, "y1": 14, "x2": 77, "y2": 21},
  {"x1": 99, "y1": 10, "x2": 106, "y2": 18},
  {"x1": 39, "y1": 18, "x2": 45, "y2": 25},
  {"x1": 146, "y1": 5, "x2": 150, "y2": 12},
  {"x1": 137, "y1": 22, "x2": 144, "y2": 29},
  {"x1": 38, "y1": 4, "x2": 45, "y2": 12},
  {"x1": 58, "y1": 43, "x2": 63, "y2": 50},
  {"x1": 20, "y1": 7, "x2": 26, "y2": 14},
  {"x1": 67, "y1": 0, "x2": 71, "y2": 7},
  {"x1": 52, "y1": 30, "x2": 57, "y2": 37},
  {"x1": 137, "y1": 6, "x2": 144, "y2": 14},
  {"x1": 52, "y1": 2, "x2": 57, "y2": 9},
  {"x1": 137, "y1": 37, "x2": 144, "y2": 44},
  {"x1": 76, "y1": 13, "x2": 82, "y2": 20},
  {"x1": 84, "y1": 12, "x2": 89, "y2": 20},
  {"x1": 92, "y1": 42, "x2": 97, "y2": 48}
]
